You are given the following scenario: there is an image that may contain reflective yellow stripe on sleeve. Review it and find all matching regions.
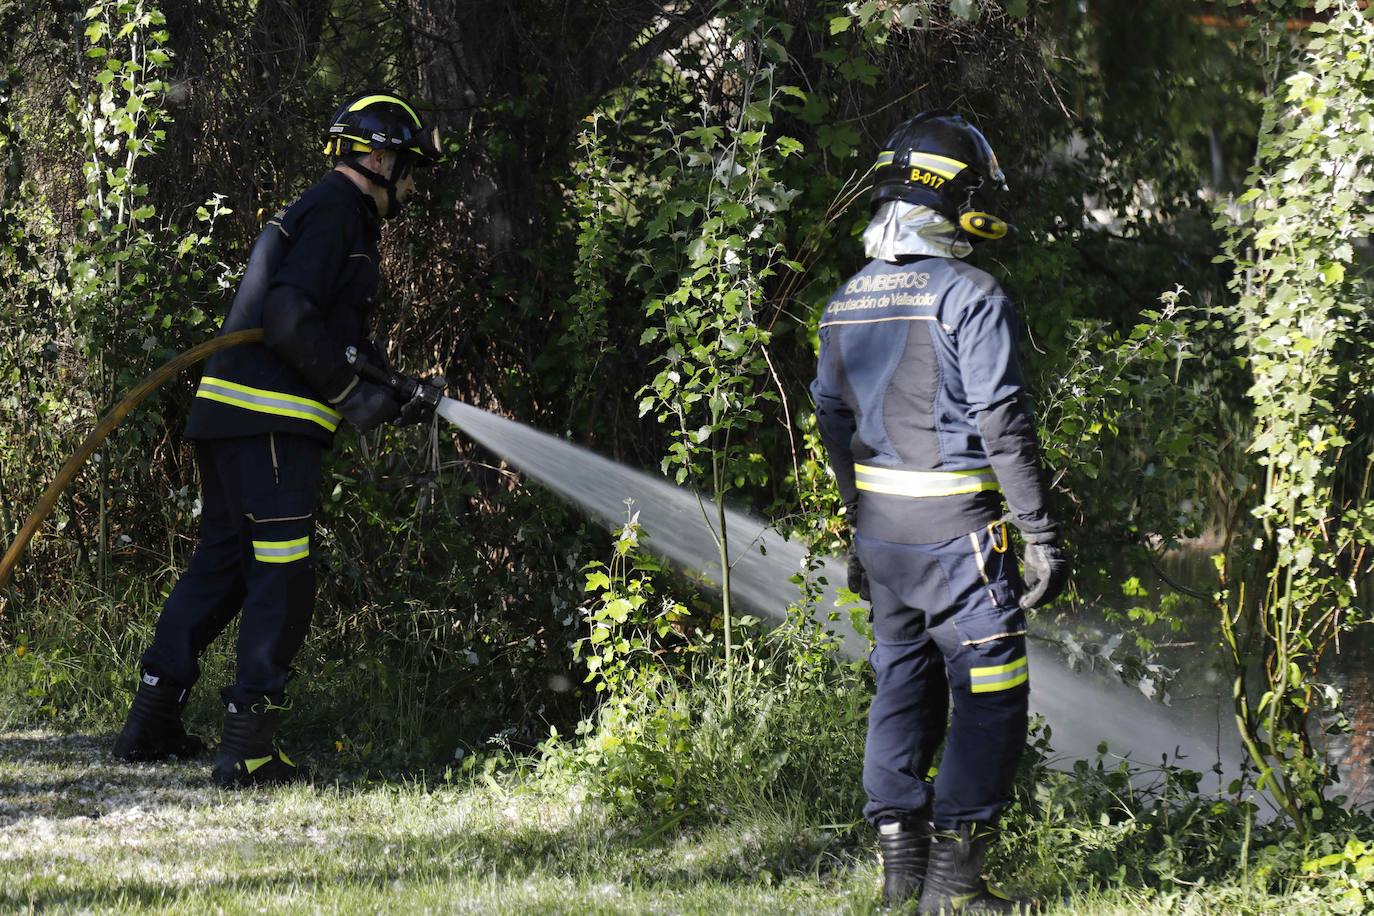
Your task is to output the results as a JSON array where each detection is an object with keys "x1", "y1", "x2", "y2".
[
  {"x1": 196, "y1": 377, "x2": 342, "y2": 432},
  {"x1": 970, "y1": 655, "x2": 1028, "y2": 693}
]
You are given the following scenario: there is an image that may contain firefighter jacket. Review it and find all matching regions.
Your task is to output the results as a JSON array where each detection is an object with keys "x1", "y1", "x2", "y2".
[
  {"x1": 810, "y1": 256, "x2": 1058, "y2": 545},
  {"x1": 185, "y1": 170, "x2": 383, "y2": 444}
]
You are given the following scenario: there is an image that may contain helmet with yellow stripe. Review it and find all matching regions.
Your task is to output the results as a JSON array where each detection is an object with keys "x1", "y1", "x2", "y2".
[
  {"x1": 871, "y1": 111, "x2": 1012, "y2": 243},
  {"x1": 325, "y1": 89, "x2": 441, "y2": 164}
]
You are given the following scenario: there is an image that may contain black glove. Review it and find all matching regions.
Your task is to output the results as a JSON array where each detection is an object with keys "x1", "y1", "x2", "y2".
[
  {"x1": 336, "y1": 380, "x2": 402, "y2": 432},
  {"x1": 847, "y1": 545, "x2": 871, "y2": 602},
  {"x1": 1019, "y1": 541, "x2": 1070, "y2": 610},
  {"x1": 393, "y1": 374, "x2": 447, "y2": 427}
]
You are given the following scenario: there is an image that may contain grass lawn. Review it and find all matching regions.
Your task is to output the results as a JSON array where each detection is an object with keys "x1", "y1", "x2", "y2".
[{"x1": 0, "y1": 730, "x2": 1348, "y2": 914}]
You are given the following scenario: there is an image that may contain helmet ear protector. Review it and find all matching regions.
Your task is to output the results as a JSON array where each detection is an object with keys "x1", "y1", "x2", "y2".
[
  {"x1": 870, "y1": 110, "x2": 1013, "y2": 243},
  {"x1": 959, "y1": 211, "x2": 1009, "y2": 240}
]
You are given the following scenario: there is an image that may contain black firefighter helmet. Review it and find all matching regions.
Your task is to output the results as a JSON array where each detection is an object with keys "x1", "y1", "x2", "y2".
[
  {"x1": 325, "y1": 89, "x2": 441, "y2": 164},
  {"x1": 325, "y1": 89, "x2": 442, "y2": 218},
  {"x1": 870, "y1": 111, "x2": 1011, "y2": 242}
]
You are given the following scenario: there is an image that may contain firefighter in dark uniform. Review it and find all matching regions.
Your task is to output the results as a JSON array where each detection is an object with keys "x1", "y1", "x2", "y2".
[
  {"x1": 811, "y1": 112, "x2": 1070, "y2": 912},
  {"x1": 113, "y1": 89, "x2": 445, "y2": 787}
]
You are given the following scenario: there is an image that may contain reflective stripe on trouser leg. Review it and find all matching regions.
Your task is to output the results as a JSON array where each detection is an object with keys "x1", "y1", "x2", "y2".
[
  {"x1": 252, "y1": 536, "x2": 310, "y2": 564},
  {"x1": 970, "y1": 655, "x2": 1028, "y2": 693}
]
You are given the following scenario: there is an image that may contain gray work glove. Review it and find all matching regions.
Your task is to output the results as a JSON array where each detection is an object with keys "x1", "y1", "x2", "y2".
[
  {"x1": 1019, "y1": 541, "x2": 1070, "y2": 610},
  {"x1": 846, "y1": 545, "x2": 871, "y2": 602},
  {"x1": 336, "y1": 380, "x2": 402, "y2": 432}
]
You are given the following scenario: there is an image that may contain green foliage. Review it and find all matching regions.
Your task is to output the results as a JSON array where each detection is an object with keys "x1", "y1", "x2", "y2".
[
  {"x1": 1302, "y1": 837, "x2": 1374, "y2": 913},
  {"x1": 541, "y1": 621, "x2": 868, "y2": 823},
  {"x1": 1215, "y1": 2, "x2": 1374, "y2": 826},
  {"x1": 560, "y1": 116, "x2": 617, "y2": 397},
  {"x1": 575, "y1": 509, "x2": 690, "y2": 695},
  {"x1": 1004, "y1": 730, "x2": 1249, "y2": 894},
  {"x1": 625, "y1": 17, "x2": 805, "y2": 696},
  {"x1": 1000, "y1": 724, "x2": 1374, "y2": 909},
  {"x1": 0, "y1": 0, "x2": 234, "y2": 594},
  {"x1": 0, "y1": 0, "x2": 1369, "y2": 860},
  {"x1": 1037, "y1": 290, "x2": 1219, "y2": 545},
  {"x1": 539, "y1": 514, "x2": 865, "y2": 821},
  {"x1": 0, "y1": 0, "x2": 610, "y2": 765}
]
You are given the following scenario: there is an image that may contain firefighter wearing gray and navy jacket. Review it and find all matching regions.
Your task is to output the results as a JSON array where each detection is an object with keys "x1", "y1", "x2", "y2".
[{"x1": 810, "y1": 111, "x2": 1069, "y2": 913}]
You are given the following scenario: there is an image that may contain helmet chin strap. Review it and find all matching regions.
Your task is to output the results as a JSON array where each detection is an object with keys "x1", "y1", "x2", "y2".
[{"x1": 339, "y1": 153, "x2": 407, "y2": 219}]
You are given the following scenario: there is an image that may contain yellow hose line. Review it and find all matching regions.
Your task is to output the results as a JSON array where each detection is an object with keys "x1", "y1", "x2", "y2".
[{"x1": 0, "y1": 328, "x2": 266, "y2": 599}]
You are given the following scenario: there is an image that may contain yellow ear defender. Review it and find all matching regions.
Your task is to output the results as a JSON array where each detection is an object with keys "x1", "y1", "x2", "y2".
[{"x1": 959, "y1": 211, "x2": 1009, "y2": 240}]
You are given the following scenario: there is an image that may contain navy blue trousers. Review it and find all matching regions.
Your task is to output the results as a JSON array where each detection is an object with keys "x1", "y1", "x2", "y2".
[
  {"x1": 141, "y1": 434, "x2": 322, "y2": 707},
  {"x1": 858, "y1": 522, "x2": 1029, "y2": 828}
]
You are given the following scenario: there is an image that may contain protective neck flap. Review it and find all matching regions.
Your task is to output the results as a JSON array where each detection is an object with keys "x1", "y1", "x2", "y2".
[{"x1": 864, "y1": 201, "x2": 972, "y2": 261}]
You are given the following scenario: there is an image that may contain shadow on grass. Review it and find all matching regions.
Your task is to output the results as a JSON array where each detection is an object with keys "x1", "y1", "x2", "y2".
[
  {"x1": 0, "y1": 731, "x2": 220, "y2": 825},
  {"x1": 0, "y1": 730, "x2": 873, "y2": 912}
]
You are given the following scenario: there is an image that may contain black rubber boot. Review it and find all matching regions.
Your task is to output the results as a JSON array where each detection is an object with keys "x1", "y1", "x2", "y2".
[
  {"x1": 878, "y1": 813, "x2": 931, "y2": 907},
  {"x1": 210, "y1": 699, "x2": 309, "y2": 788},
  {"x1": 917, "y1": 823, "x2": 1031, "y2": 914},
  {"x1": 112, "y1": 673, "x2": 206, "y2": 762}
]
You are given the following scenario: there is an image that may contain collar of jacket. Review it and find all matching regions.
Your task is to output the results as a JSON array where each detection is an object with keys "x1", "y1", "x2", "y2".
[{"x1": 322, "y1": 169, "x2": 382, "y2": 241}]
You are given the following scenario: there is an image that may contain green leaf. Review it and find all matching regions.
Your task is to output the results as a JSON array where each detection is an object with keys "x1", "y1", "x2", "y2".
[
  {"x1": 829, "y1": 16, "x2": 852, "y2": 34},
  {"x1": 742, "y1": 101, "x2": 772, "y2": 124},
  {"x1": 605, "y1": 597, "x2": 633, "y2": 622}
]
